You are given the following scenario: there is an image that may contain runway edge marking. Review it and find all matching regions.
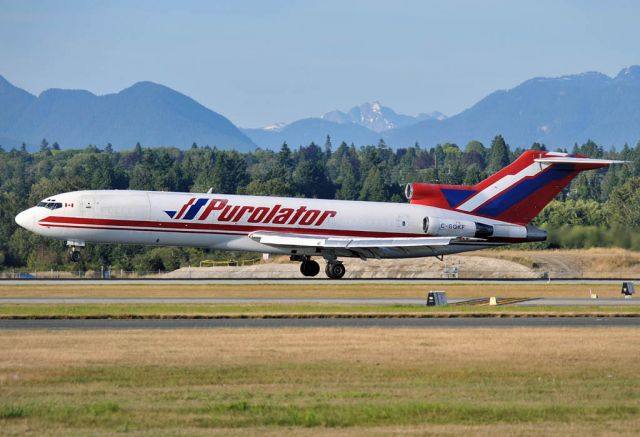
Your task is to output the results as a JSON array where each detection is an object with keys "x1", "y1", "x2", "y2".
[{"x1": 451, "y1": 297, "x2": 540, "y2": 306}]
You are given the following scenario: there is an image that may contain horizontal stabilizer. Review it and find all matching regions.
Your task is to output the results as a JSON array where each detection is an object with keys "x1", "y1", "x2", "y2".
[{"x1": 534, "y1": 157, "x2": 627, "y2": 165}]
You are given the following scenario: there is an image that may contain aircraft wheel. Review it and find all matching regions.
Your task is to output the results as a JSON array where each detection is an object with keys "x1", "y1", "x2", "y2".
[
  {"x1": 69, "y1": 250, "x2": 81, "y2": 263},
  {"x1": 300, "y1": 259, "x2": 320, "y2": 277},
  {"x1": 325, "y1": 262, "x2": 346, "y2": 279}
]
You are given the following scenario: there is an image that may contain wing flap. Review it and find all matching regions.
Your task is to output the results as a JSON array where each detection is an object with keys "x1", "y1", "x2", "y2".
[{"x1": 249, "y1": 231, "x2": 467, "y2": 249}]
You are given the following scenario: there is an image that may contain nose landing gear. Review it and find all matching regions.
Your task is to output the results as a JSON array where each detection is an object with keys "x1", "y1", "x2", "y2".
[
  {"x1": 66, "y1": 240, "x2": 85, "y2": 263},
  {"x1": 68, "y1": 249, "x2": 82, "y2": 263}
]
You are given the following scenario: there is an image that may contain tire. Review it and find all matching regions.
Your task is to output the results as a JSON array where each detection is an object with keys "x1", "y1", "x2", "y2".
[
  {"x1": 69, "y1": 250, "x2": 81, "y2": 263},
  {"x1": 325, "y1": 262, "x2": 346, "y2": 279},
  {"x1": 300, "y1": 260, "x2": 320, "y2": 277}
]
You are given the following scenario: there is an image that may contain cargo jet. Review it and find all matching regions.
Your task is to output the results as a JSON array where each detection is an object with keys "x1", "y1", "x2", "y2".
[{"x1": 15, "y1": 150, "x2": 621, "y2": 278}]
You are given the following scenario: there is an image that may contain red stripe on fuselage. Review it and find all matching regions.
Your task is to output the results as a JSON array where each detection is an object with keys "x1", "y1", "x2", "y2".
[
  {"x1": 38, "y1": 216, "x2": 423, "y2": 238},
  {"x1": 38, "y1": 217, "x2": 525, "y2": 243},
  {"x1": 39, "y1": 223, "x2": 245, "y2": 235}
]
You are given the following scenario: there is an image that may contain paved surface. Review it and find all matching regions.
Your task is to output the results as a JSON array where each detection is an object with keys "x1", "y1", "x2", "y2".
[
  {"x1": 1, "y1": 317, "x2": 638, "y2": 330},
  {"x1": 1, "y1": 297, "x2": 638, "y2": 306},
  {"x1": 0, "y1": 278, "x2": 637, "y2": 285},
  {"x1": 517, "y1": 298, "x2": 638, "y2": 306}
]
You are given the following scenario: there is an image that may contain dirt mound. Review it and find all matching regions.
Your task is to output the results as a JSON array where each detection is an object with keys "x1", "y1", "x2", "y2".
[
  {"x1": 164, "y1": 248, "x2": 640, "y2": 279},
  {"x1": 165, "y1": 254, "x2": 537, "y2": 279},
  {"x1": 468, "y1": 248, "x2": 640, "y2": 278}
]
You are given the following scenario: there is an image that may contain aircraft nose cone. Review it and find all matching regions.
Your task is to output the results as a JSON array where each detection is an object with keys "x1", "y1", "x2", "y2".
[{"x1": 15, "y1": 209, "x2": 33, "y2": 230}]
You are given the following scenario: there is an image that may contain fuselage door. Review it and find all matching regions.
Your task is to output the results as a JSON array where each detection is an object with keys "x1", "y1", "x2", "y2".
[
  {"x1": 396, "y1": 214, "x2": 409, "y2": 229},
  {"x1": 80, "y1": 196, "x2": 95, "y2": 216}
]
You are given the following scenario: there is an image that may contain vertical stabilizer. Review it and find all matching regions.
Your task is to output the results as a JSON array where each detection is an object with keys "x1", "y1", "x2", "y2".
[{"x1": 408, "y1": 150, "x2": 622, "y2": 224}]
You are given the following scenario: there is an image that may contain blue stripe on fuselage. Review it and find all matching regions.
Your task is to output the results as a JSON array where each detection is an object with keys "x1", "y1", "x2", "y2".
[
  {"x1": 183, "y1": 198, "x2": 209, "y2": 220},
  {"x1": 474, "y1": 166, "x2": 574, "y2": 217}
]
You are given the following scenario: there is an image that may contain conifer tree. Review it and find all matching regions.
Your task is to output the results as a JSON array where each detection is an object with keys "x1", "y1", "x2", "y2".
[
  {"x1": 359, "y1": 167, "x2": 386, "y2": 201},
  {"x1": 487, "y1": 135, "x2": 510, "y2": 173}
]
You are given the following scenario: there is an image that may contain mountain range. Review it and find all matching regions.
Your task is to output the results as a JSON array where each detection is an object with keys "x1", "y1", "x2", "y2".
[
  {"x1": 241, "y1": 102, "x2": 446, "y2": 149},
  {"x1": 1, "y1": 66, "x2": 640, "y2": 151},
  {"x1": 0, "y1": 76, "x2": 255, "y2": 151},
  {"x1": 321, "y1": 102, "x2": 446, "y2": 133},
  {"x1": 385, "y1": 67, "x2": 640, "y2": 149}
]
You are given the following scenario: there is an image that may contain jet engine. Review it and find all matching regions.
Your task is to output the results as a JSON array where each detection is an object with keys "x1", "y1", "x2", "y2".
[{"x1": 422, "y1": 217, "x2": 493, "y2": 238}]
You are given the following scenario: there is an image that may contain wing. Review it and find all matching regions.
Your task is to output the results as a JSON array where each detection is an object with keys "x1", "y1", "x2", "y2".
[{"x1": 248, "y1": 231, "x2": 481, "y2": 260}]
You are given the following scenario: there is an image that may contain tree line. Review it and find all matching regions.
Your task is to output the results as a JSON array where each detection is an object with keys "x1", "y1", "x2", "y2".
[{"x1": 1, "y1": 135, "x2": 640, "y2": 272}]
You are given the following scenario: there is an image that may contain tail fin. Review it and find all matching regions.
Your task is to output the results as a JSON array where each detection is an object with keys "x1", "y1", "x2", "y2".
[{"x1": 407, "y1": 150, "x2": 623, "y2": 225}]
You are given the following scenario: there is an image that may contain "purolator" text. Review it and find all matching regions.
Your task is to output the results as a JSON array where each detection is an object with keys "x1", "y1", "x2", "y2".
[{"x1": 198, "y1": 198, "x2": 336, "y2": 226}]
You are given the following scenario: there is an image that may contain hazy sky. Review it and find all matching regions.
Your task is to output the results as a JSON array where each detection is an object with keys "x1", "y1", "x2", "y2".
[{"x1": 1, "y1": 0, "x2": 639, "y2": 127}]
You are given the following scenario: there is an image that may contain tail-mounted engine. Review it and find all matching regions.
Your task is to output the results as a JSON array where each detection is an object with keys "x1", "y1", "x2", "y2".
[
  {"x1": 422, "y1": 217, "x2": 493, "y2": 238},
  {"x1": 422, "y1": 216, "x2": 547, "y2": 242}
]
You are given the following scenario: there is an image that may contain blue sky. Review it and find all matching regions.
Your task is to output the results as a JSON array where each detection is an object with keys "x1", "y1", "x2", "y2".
[{"x1": 1, "y1": 0, "x2": 639, "y2": 127}]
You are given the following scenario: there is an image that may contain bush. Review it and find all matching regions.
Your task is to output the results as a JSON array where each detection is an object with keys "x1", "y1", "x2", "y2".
[
  {"x1": 545, "y1": 225, "x2": 640, "y2": 250},
  {"x1": 133, "y1": 247, "x2": 183, "y2": 272}
]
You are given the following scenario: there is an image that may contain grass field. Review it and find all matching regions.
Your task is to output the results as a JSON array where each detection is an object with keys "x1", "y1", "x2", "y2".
[
  {"x1": 1, "y1": 282, "x2": 637, "y2": 434},
  {"x1": 1, "y1": 328, "x2": 639, "y2": 435}
]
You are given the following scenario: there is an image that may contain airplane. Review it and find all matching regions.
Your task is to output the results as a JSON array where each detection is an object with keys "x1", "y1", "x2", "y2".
[{"x1": 14, "y1": 150, "x2": 622, "y2": 279}]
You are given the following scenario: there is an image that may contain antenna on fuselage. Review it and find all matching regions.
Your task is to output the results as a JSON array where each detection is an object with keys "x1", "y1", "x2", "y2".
[{"x1": 206, "y1": 188, "x2": 213, "y2": 194}]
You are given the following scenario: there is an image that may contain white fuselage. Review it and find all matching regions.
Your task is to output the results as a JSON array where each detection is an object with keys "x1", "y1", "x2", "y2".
[{"x1": 16, "y1": 190, "x2": 529, "y2": 258}]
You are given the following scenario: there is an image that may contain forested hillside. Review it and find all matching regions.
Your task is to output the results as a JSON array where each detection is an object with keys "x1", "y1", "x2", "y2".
[{"x1": 1, "y1": 135, "x2": 639, "y2": 273}]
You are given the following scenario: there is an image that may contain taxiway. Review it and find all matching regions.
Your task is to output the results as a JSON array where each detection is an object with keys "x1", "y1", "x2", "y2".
[{"x1": 1, "y1": 297, "x2": 637, "y2": 306}]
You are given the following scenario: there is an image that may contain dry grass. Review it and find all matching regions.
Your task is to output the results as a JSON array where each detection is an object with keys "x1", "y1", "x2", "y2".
[
  {"x1": 470, "y1": 248, "x2": 640, "y2": 278},
  {"x1": 0, "y1": 303, "x2": 639, "y2": 318},
  {"x1": 0, "y1": 328, "x2": 639, "y2": 434},
  {"x1": 0, "y1": 327, "x2": 636, "y2": 368},
  {"x1": 0, "y1": 282, "x2": 631, "y2": 298}
]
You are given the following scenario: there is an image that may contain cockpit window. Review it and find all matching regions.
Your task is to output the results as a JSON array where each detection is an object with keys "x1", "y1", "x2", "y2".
[{"x1": 37, "y1": 202, "x2": 63, "y2": 210}]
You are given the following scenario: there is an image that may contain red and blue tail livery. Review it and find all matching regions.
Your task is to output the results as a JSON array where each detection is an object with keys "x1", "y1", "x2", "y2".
[
  {"x1": 16, "y1": 150, "x2": 623, "y2": 278},
  {"x1": 406, "y1": 150, "x2": 618, "y2": 225}
]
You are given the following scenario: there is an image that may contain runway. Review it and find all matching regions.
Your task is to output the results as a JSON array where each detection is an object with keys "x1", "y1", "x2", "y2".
[
  {"x1": 0, "y1": 278, "x2": 636, "y2": 286},
  {"x1": 1, "y1": 316, "x2": 639, "y2": 330},
  {"x1": 1, "y1": 297, "x2": 638, "y2": 306}
]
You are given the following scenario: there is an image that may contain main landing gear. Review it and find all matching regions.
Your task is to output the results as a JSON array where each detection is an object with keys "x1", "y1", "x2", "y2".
[
  {"x1": 325, "y1": 260, "x2": 346, "y2": 279},
  {"x1": 292, "y1": 256, "x2": 346, "y2": 279},
  {"x1": 299, "y1": 257, "x2": 320, "y2": 277}
]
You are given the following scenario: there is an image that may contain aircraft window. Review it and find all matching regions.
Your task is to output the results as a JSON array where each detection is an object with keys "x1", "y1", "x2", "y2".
[{"x1": 37, "y1": 202, "x2": 63, "y2": 210}]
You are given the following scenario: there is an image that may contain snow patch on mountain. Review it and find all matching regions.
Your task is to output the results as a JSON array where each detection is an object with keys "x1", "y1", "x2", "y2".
[
  {"x1": 263, "y1": 122, "x2": 287, "y2": 132},
  {"x1": 321, "y1": 101, "x2": 446, "y2": 133}
]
